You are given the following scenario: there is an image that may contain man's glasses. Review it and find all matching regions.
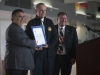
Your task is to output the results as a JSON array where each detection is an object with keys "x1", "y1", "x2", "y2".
[{"x1": 15, "y1": 16, "x2": 25, "y2": 18}]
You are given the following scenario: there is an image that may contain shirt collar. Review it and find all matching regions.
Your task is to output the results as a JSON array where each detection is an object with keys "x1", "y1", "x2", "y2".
[
  {"x1": 41, "y1": 18, "x2": 44, "y2": 22},
  {"x1": 58, "y1": 25, "x2": 65, "y2": 30}
]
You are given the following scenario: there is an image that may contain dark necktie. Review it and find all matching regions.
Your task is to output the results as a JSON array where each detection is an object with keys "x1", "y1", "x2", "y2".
[
  {"x1": 60, "y1": 27, "x2": 63, "y2": 37},
  {"x1": 58, "y1": 27, "x2": 64, "y2": 54}
]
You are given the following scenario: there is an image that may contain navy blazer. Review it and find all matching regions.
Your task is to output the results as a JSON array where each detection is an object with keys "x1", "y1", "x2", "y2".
[
  {"x1": 55, "y1": 24, "x2": 78, "y2": 59},
  {"x1": 25, "y1": 16, "x2": 58, "y2": 57}
]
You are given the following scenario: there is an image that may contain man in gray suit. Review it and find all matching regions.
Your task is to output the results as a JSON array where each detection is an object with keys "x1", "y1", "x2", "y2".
[{"x1": 4, "y1": 9, "x2": 35, "y2": 75}]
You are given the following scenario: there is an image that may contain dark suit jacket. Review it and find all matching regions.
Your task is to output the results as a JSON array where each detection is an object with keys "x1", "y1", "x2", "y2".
[
  {"x1": 55, "y1": 25, "x2": 78, "y2": 60},
  {"x1": 4, "y1": 22, "x2": 35, "y2": 70},
  {"x1": 25, "y1": 16, "x2": 58, "y2": 57}
]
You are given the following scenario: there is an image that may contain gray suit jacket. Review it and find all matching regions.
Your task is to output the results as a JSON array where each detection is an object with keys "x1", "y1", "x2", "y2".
[{"x1": 4, "y1": 22, "x2": 35, "y2": 70}]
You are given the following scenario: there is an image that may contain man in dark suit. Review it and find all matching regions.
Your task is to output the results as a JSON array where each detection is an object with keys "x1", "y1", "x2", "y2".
[
  {"x1": 25, "y1": 3, "x2": 58, "y2": 75},
  {"x1": 4, "y1": 9, "x2": 35, "y2": 75},
  {"x1": 54, "y1": 12, "x2": 78, "y2": 75}
]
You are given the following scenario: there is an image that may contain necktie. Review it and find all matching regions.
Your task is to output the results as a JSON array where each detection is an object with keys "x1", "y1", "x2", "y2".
[
  {"x1": 58, "y1": 27, "x2": 64, "y2": 54},
  {"x1": 60, "y1": 27, "x2": 63, "y2": 37},
  {"x1": 41, "y1": 20, "x2": 45, "y2": 33}
]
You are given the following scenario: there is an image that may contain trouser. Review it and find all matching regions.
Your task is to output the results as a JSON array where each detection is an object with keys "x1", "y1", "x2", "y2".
[
  {"x1": 54, "y1": 55, "x2": 72, "y2": 75},
  {"x1": 6, "y1": 69, "x2": 28, "y2": 75},
  {"x1": 31, "y1": 56, "x2": 55, "y2": 75}
]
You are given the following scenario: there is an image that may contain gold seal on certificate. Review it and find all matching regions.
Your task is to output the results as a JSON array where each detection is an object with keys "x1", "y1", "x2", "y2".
[
  {"x1": 31, "y1": 25, "x2": 47, "y2": 47},
  {"x1": 48, "y1": 27, "x2": 52, "y2": 31}
]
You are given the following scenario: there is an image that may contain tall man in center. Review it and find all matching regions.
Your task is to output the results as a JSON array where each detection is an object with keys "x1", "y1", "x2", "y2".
[{"x1": 25, "y1": 3, "x2": 58, "y2": 75}]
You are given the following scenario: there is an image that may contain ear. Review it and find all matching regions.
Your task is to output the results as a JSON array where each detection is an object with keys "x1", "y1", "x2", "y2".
[
  {"x1": 35, "y1": 9, "x2": 37, "y2": 13},
  {"x1": 57, "y1": 18, "x2": 58, "y2": 21},
  {"x1": 12, "y1": 16, "x2": 16, "y2": 21}
]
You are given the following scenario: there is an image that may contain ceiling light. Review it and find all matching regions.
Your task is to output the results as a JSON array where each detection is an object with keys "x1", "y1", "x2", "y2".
[{"x1": 76, "y1": 10, "x2": 86, "y2": 15}]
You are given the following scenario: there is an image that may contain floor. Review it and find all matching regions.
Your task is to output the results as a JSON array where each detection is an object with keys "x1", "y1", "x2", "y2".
[{"x1": 27, "y1": 63, "x2": 76, "y2": 75}]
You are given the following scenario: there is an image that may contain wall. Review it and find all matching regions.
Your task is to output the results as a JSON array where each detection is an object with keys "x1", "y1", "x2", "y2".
[
  {"x1": 77, "y1": 21, "x2": 94, "y2": 43},
  {"x1": 0, "y1": 20, "x2": 11, "y2": 60},
  {"x1": 0, "y1": 20, "x2": 2, "y2": 75}
]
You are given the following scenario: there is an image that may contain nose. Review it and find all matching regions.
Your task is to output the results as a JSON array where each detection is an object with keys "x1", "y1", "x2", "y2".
[
  {"x1": 42, "y1": 10, "x2": 46, "y2": 13},
  {"x1": 21, "y1": 18, "x2": 24, "y2": 21},
  {"x1": 21, "y1": 16, "x2": 25, "y2": 20},
  {"x1": 62, "y1": 19, "x2": 65, "y2": 22},
  {"x1": 63, "y1": 19, "x2": 66, "y2": 22}
]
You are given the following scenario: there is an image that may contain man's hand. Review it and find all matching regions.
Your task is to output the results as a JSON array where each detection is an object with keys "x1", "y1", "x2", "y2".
[
  {"x1": 35, "y1": 46, "x2": 43, "y2": 51},
  {"x1": 71, "y1": 58, "x2": 76, "y2": 65},
  {"x1": 43, "y1": 44, "x2": 48, "y2": 48},
  {"x1": 35, "y1": 41, "x2": 43, "y2": 51}
]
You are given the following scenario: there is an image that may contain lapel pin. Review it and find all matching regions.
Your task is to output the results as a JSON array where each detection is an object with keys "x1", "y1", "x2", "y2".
[{"x1": 48, "y1": 27, "x2": 52, "y2": 31}]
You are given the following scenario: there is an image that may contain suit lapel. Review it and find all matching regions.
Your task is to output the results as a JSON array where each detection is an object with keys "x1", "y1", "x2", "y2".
[
  {"x1": 43, "y1": 18, "x2": 48, "y2": 42},
  {"x1": 55, "y1": 25, "x2": 59, "y2": 47},
  {"x1": 55, "y1": 24, "x2": 58, "y2": 31},
  {"x1": 20, "y1": 28, "x2": 28, "y2": 37},
  {"x1": 64, "y1": 25, "x2": 69, "y2": 42}
]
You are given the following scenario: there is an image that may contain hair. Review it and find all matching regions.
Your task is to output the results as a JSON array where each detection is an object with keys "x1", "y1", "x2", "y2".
[
  {"x1": 11, "y1": 9, "x2": 24, "y2": 21},
  {"x1": 36, "y1": 3, "x2": 45, "y2": 9},
  {"x1": 57, "y1": 12, "x2": 67, "y2": 17}
]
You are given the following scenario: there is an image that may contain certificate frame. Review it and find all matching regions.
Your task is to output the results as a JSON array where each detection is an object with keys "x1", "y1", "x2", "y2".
[{"x1": 31, "y1": 25, "x2": 47, "y2": 47}]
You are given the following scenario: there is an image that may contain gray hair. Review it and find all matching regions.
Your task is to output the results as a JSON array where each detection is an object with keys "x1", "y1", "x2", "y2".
[{"x1": 35, "y1": 3, "x2": 45, "y2": 9}]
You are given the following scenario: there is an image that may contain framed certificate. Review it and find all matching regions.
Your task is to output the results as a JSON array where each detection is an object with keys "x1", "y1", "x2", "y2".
[{"x1": 31, "y1": 25, "x2": 47, "y2": 47}]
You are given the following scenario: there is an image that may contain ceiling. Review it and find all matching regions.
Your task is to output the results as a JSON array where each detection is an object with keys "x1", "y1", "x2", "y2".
[{"x1": 64, "y1": 0, "x2": 100, "y2": 3}]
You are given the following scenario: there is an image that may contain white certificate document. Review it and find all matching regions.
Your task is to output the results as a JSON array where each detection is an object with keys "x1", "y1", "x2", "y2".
[{"x1": 31, "y1": 26, "x2": 46, "y2": 46}]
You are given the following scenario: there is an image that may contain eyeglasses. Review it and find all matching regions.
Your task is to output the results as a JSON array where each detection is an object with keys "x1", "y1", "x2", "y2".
[{"x1": 15, "y1": 16, "x2": 25, "y2": 18}]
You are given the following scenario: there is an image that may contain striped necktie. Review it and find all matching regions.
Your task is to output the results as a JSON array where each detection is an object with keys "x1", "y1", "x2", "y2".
[{"x1": 58, "y1": 27, "x2": 64, "y2": 54}]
